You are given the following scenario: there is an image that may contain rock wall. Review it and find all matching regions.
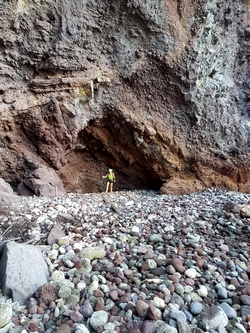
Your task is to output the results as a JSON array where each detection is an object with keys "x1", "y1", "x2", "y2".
[{"x1": 0, "y1": 0, "x2": 249, "y2": 194}]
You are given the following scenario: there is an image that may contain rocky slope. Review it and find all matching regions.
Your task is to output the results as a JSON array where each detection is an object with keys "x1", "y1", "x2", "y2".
[
  {"x1": 0, "y1": 0, "x2": 250, "y2": 194},
  {"x1": 0, "y1": 189, "x2": 250, "y2": 332}
]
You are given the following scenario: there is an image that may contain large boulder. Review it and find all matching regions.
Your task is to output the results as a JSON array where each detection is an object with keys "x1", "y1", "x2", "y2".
[
  {"x1": 18, "y1": 166, "x2": 66, "y2": 197},
  {"x1": 0, "y1": 241, "x2": 50, "y2": 305},
  {"x1": 159, "y1": 178, "x2": 204, "y2": 196},
  {"x1": 0, "y1": 178, "x2": 20, "y2": 205}
]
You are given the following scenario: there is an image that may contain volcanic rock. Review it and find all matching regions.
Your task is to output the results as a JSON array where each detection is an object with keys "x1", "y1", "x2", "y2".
[
  {"x1": 0, "y1": 1, "x2": 249, "y2": 195},
  {"x1": 0, "y1": 242, "x2": 50, "y2": 305}
]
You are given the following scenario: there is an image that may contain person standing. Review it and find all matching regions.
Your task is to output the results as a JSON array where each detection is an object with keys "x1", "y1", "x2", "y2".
[{"x1": 102, "y1": 169, "x2": 116, "y2": 193}]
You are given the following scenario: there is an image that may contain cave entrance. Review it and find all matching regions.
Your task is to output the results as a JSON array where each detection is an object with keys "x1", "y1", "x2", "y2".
[{"x1": 58, "y1": 112, "x2": 164, "y2": 194}]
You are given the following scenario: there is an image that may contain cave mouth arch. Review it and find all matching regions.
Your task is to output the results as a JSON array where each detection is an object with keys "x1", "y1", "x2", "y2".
[{"x1": 59, "y1": 113, "x2": 165, "y2": 194}]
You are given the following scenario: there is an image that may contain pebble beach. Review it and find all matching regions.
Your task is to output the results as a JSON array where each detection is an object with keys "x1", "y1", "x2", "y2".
[{"x1": 0, "y1": 188, "x2": 250, "y2": 333}]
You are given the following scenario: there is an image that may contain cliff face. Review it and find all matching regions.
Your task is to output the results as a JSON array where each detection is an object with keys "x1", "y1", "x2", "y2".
[{"x1": 0, "y1": 0, "x2": 250, "y2": 194}]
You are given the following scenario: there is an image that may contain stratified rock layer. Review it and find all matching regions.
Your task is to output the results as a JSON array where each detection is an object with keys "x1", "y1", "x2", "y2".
[{"x1": 0, "y1": 0, "x2": 249, "y2": 194}]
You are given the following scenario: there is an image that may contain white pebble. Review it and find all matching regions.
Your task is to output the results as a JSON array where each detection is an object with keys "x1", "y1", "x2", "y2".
[
  {"x1": 197, "y1": 285, "x2": 208, "y2": 297},
  {"x1": 185, "y1": 268, "x2": 197, "y2": 278}
]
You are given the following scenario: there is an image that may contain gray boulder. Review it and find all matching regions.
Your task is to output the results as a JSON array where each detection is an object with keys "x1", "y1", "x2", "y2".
[
  {"x1": 0, "y1": 178, "x2": 20, "y2": 205},
  {"x1": 200, "y1": 305, "x2": 228, "y2": 330},
  {"x1": 17, "y1": 166, "x2": 65, "y2": 197},
  {"x1": 0, "y1": 241, "x2": 50, "y2": 305}
]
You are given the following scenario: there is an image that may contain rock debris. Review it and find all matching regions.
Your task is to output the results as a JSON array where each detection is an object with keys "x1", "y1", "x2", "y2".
[{"x1": 0, "y1": 188, "x2": 250, "y2": 333}]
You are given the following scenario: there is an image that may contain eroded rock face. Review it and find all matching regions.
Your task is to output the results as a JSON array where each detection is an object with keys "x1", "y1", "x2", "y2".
[{"x1": 0, "y1": 0, "x2": 249, "y2": 194}]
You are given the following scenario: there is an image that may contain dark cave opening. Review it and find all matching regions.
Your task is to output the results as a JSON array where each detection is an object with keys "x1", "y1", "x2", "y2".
[{"x1": 66, "y1": 114, "x2": 164, "y2": 193}]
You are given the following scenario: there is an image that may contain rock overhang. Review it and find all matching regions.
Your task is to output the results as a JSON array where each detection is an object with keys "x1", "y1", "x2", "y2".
[{"x1": 0, "y1": 0, "x2": 250, "y2": 195}]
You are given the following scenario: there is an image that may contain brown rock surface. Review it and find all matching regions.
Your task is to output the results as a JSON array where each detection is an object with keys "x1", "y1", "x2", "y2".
[{"x1": 0, "y1": 1, "x2": 250, "y2": 195}]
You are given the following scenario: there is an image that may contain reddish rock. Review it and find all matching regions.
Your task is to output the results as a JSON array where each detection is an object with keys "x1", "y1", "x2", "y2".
[
  {"x1": 124, "y1": 269, "x2": 134, "y2": 278},
  {"x1": 113, "y1": 277, "x2": 123, "y2": 285},
  {"x1": 135, "y1": 300, "x2": 149, "y2": 318},
  {"x1": 170, "y1": 258, "x2": 186, "y2": 274},
  {"x1": 70, "y1": 310, "x2": 83, "y2": 323},
  {"x1": 35, "y1": 283, "x2": 58, "y2": 306},
  {"x1": 39, "y1": 302, "x2": 49, "y2": 310},
  {"x1": 0, "y1": 0, "x2": 249, "y2": 196},
  {"x1": 55, "y1": 324, "x2": 71, "y2": 333},
  {"x1": 29, "y1": 320, "x2": 39, "y2": 332},
  {"x1": 141, "y1": 263, "x2": 150, "y2": 272},
  {"x1": 185, "y1": 278, "x2": 195, "y2": 286},
  {"x1": 144, "y1": 250, "x2": 155, "y2": 260},
  {"x1": 240, "y1": 273, "x2": 249, "y2": 281},
  {"x1": 94, "y1": 289, "x2": 105, "y2": 298},
  {"x1": 28, "y1": 304, "x2": 38, "y2": 315},
  {"x1": 125, "y1": 302, "x2": 135, "y2": 312},
  {"x1": 11, "y1": 315, "x2": 20, "y2": 326},
  {"x1": 113, "y1": 253, "x2": 123, "y2": 266},
  {"x1": 168, "y1": 275, "x2": 180, "y2": 284},
  {"x1": 147, "y1": 301, "x2": 162, "y2": 320},
  {"x1": 37, "y1": 307, "x2": 45, "y2": 315},
  {"x1": 94, "y1": 300, "x2": 106, "y2": 311},
  {"x1": 109, "y1": 289, "x2": 119, "y2": 301},
  {"x1": 150, "y1": 267, "x2": 166, "y2": 276}
]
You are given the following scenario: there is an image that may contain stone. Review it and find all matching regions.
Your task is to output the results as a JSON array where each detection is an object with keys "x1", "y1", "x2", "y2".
[
  {"x1": 58, "y1": 286, "x2": 72, "y2": 299},
  {"x1": 170, "y1": 258, "x2": 186, "y2": 274},
  {"x1": 0, "y1": 322, "x2": 15, "y2": 333},
  {"x1": 80, "y1": 300, "x2": 94, "y2": 318},
  {"x1": 150, "y1": 266, "x2": 166, "y2": 276},
  {"x1": 142, "y1": 320, "x2": 156, "y2": 333},
  {"x1": 0, "y1": 241, "x2": 49, "y2": 305},
  {"x1": 240, "y1": 205, "x2": 250, "y2": 218},
  {"x1": 18, "y1": 166, "x2": 66, "y2": 197},
  {"x1": 70, "y1": 310, "x2": 84, "y2": 322},
  {"x1": 35, "y1": 282, "x2": 58, "y2": 305},
  {"x1": 153, "y1": 296, "x2": 165, "y2": 310},
  {"x1": 217, "y1": 286, "x2": 228, "y2": 299},
  {"x1": 0, "y1": 178, "x2": 20, "y2": 205},
  {"x1": 136, "y1": 300, "x2": 149, "y2": 318},
  {"x1": 185, "y1": 268, "x2": 197, "y2": 278},
  {"x1": 147, "y1": 259, "x2": 157, "y2": 269},
  {"x1": 241, "y1": 305, "x2": 250, "y2": 317},
  {"x1": 79, "y1": 247, "x2": 106, "y2": 260},
  {"x1": 171, "y1": 292, "x2": 185, "y2": 307},
  {"x1": 0, "y1": 303, "x2": 12, "y2": 328},
  {"x1": 75, "y1": 324, "x2": 91, "y2": 333},
  {"x1": 240, "y1": 295, "x2": 250, "y2": 305},
  {"x1": 189, "y1": 302, "x2": 203, "y2": 315},
  {"x1": 200, "y1": 305, "x2": 228, "y2": 330},
  {"x1": 47, "y1": 225, "x2": 66, "y2": 245},
  {"x1": 148, "y1": 234, "x2": 164, "y2": 243},
  {"x1": 147, "y1": 301, "x2": 162, "y2": 320},
  {"x1": 109, "y1": 289, "x2": 118, "y2": 301},
  {"x1": 197, "y1": 285, "x2": 208, "y2": 298},
  {"x1": 219, "y1": 303, "x2": 237, "y2": 319},
  {"x1": 130, "y1": 225, "x2": 140, "y2": 236},
  {"x1": 55, "y1": 324, "x2": 71, "y2": 333},
  {"x1": 144, "y1": 250, "x2": 155, "y2": 260},
  {"x1": 174, "y1": 283, "x2": 184, "y2": 295},
  {"x1": 155, "y1": 320, "x2": 178, "y2": 333},
  {"x1": 89, "y1": 310, "x2": 108, "y2": 330},
  {"x1": 177, "y1": 317, "x2": 192, "y2": 333},
  {"x1": 29, "y1": 319, "x2": 39, "y2": 332},
  {"x1": 169, "y1": 309, "x2": 187, "y2": 321},
  {"x1": 160, "y1": 178, "x2": 202, "y2": 196}
]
